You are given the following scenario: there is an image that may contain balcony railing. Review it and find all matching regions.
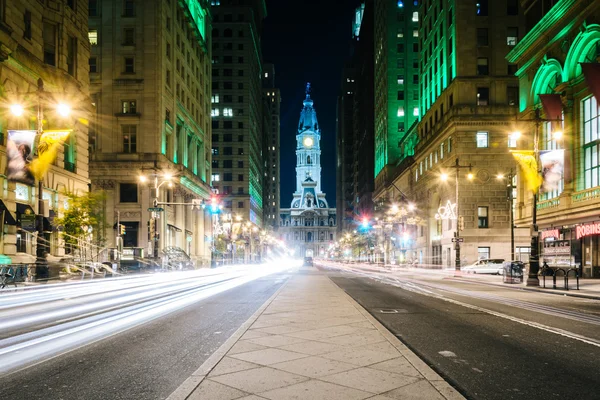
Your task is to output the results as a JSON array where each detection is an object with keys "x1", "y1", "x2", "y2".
[
  {"x1": 64, "y1": 161, "x2": 76, "y2": 173},
  {"x1": 572, "y1": 187, "x2": 600, "y2": 203},
  {"x1": 536, "y1": 198, "x2": 560, "y2": 210}
]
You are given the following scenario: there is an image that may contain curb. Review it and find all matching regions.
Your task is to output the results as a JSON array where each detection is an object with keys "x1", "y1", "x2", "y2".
[
  {"x1": 165, "y1": 279, "x2": 289, "y2": 400},
  {"x1": 327, "y1": 276, "x2": 465, "y2": 400}
]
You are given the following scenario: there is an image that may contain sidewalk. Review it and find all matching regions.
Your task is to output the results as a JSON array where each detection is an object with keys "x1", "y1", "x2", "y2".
[{"x1": 167, "y1": 267, "x2": 464, "y2": 400}]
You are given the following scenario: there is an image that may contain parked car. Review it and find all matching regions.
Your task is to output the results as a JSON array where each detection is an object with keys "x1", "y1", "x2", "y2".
[
  {"x1": 303, "y1": 257, "x2": 313, "y2": 266},
  {"x1": 461, "y1": 259, "x2": 505, "y2": 275}
]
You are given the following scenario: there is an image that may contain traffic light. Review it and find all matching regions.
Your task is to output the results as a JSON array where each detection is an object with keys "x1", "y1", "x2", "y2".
[
  {"x1": 210, "y1": 196, "x2": 220, "y2": 213},
  {"x1": 119, "y1": 224, "x2": 126, "y2": 235}
]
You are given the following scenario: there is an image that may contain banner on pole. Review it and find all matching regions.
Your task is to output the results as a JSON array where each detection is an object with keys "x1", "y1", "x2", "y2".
[{"x1": 540, "y1": 149, "x2": 564, "y2": 193}]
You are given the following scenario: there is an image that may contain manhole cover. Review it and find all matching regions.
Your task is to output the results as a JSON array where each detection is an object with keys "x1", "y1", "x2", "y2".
[{"x1": 379, "y1": 309, "x2": 400, "y2": 314}]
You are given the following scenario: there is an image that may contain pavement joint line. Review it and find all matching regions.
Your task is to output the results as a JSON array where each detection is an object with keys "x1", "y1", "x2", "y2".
[
  {"x1": 324, "y1": 274, "x2": 465, "y2": 400},
  {"x1": 165, "y1": 278, "x2": 289, "y2": 400}
]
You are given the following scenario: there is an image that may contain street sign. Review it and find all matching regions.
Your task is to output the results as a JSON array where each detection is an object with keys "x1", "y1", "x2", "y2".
[
  {"x1": 451, "y1": 238, "x2": 464, "y2": 243},
  {"x1": 147, "y1": 207, "x2": 164, "y2": 212}
]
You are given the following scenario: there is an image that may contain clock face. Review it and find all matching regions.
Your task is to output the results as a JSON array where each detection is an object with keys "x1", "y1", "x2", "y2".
[{"x1": 303, "y1": 137, "x2": 314, "y2": 147}]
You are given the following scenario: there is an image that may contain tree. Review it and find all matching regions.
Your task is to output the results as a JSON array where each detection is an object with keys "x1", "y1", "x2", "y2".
[{"x1": 54, "y1": 190, "x2": 107, "y2": 253}]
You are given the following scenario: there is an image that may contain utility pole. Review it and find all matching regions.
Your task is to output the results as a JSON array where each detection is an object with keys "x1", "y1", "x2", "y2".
[{"x1": 448, "y1": 158, "x2": 473, "y2": 273}]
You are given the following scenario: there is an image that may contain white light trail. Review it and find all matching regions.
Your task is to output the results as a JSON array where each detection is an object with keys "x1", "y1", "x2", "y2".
[{"x1": 0, "y1": 262, "x2": 295, "y2": 376}]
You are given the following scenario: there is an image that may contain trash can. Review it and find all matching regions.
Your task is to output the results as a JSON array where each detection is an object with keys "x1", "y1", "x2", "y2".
[{"x1": 503, "y1": 261, "x2": 524, "y2": 284}]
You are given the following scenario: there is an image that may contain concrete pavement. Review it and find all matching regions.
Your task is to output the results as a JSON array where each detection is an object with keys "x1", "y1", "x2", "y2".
[{"x1": 168, "y1": 267, "x2": 464, "y2": 400}]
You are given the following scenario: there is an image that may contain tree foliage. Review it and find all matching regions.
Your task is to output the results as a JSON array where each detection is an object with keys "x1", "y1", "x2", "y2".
[{"x1": 54, "y1": 190, "x2": 107, "y2": 249}]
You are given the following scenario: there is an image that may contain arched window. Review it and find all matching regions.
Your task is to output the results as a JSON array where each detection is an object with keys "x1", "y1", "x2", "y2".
[
  {"x1": 307, "y1": 155, "x2": 311, "y2": 164},
  {"x1": 307, "y1": 232, "x2": 313, "y2": 242}
]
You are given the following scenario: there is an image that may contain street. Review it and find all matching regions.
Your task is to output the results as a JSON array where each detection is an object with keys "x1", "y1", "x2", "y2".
[
  {"x1": 0, "y1": 265, "x2": 291, "y2": 400},
  {"x1": 322, "y1": 263, "x2": 600, "y2": 400}
]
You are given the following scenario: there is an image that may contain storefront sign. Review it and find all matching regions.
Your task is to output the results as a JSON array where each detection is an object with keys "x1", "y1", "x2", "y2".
[
  {"x1": 576, "y1": 222, "x2": 600, "y2": 239},
  {"x1": 543, "y1": 240, "x2": 570, "y2": 255},
  {"x1": 541, "y1": 229, "x2": 560, "y2": 241}
]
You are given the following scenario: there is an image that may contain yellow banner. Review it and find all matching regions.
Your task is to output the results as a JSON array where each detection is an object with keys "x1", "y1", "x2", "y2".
[
  {"x1": 511, "y1": 150, "x2": 541, "y2": 192},
  {"x1": 30, "y1": 130, "x2": 72, "y2": 179}
]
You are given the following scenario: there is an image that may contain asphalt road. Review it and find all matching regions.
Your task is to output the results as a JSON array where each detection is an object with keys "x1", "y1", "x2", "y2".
[
  {"x1": 0, "y1": 273, "x2": 288, "y2": 400},
  {"x1": 329, "y1": 273, "x2": 600, "y2": 400}
]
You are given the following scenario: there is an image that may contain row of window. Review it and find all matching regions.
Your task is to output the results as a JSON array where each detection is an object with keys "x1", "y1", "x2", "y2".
[
  {"x1": 212, "y1": 147, "x2": 245, "y2": 156},
  {"x1": 212, "y1": 160, "x2": 244, "y2": 168},
  {"x1": 211, "y1": 108, "x2": 243, "y2": 117},
  {"x1": 211, "y1": 173, "x2": 244, "y2": 182},
  {"x1": 211, "y1": 94, "x2": 245, "y2": 103},
  {"x1": 477, "y1": 27, "x2": 519, "y2": 47}
]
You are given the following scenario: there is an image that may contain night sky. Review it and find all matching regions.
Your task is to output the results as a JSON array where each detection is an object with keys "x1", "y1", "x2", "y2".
[{"x1": 262, "y1": 0, "x2": 361, "y2": 208}]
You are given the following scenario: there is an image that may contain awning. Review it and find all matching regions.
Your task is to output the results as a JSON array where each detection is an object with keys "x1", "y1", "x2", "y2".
[
  {"x1": 0, "y1": 200, "x2": 17, "y2": 226},
  {"x1": 581, "y1": 63, "x2": 600, "y2": 104},
  {"x1": 539, "y1": 94, "x2": 563, "y2": 132},
  {"x1": 168, "y1": 224, "x2": 182, "y2": 233},
  {"x1": 16, "y1": 203, "x2": 35, "y2": 215}
]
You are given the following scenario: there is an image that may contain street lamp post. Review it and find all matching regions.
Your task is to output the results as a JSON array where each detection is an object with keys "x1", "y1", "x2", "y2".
[
  {"x1": 513, "y1": 108, "x2": 563, "y2": 286},
  {"x1": 441, "y1": 158, "x2": 473, "y2": 273},
  {"x1": 497, "y1": 170, "x2": 516, "y2": 261},
  {"x1": 10, "y1": 78, "x2": 72, "y2": 280},
  {"x1": 139, "y1": 172, "x2": 173, "y2": 259}
]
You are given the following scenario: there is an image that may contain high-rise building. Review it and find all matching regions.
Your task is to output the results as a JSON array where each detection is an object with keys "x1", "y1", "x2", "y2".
[
  {"x1": 210, "y1": 0, "x2": 267, "y2": 227},
  {"x1": 376, "y1": 0, "x2": 530, "y2": 267},
  {"x1": 336, "y1": 1, "x2": 374, "y2": 234},
  {"x1": 280, "y1": 85, "x2": 337, "y2": 257},
  {"x1": 507, "y1": 0, "x2": 600, "y2": 278},
  {"x1": 89, "y1": 0, "x2": 213, "y2": 264},
  {"x1": 373, "y1": 0, "x2": 421, "y2": 197},
  {"x1": 0, "y1": 1, "x2": 91, "y2": 262},
  {"x1": 262, "y1": 64, "x2": 280, "y2": 231}
]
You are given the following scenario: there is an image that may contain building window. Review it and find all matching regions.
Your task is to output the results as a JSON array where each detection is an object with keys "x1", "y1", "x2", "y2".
[
  {"x1": 24, "y1": 10, "x2": 32, "y2": 40},
  {"x1": 412, "y1": 11, "x2": 418, "y2": 21},
  {"x1": 223, "y1": 147, "x2": 232, "y2": 155},
  {"x1": 507, "y1": 86, "x2": 518, "y2": 107},
  {"x1": 120, "y1": 183, "x2": 138, "y2": 203},
  {"x1": 122, "y1": 125, "x2": 137, "y2": 153},
  {"x1": 397, "y1": 107, "x2": 404, "y2": 117},
  {"x1": 397, "y1": 75, "x2": 404, "y2": 85},
  {"x1": 223, "y1": 160, "x2": 232, "y2": 168},
  {"x1": 398, "y1": 122, "x2": 405, "y2": 132},
  {"x1": 89, "y1": 57, "x2": 98, "y2": 73},
  {"x1": 476, "y1": 131, "x2": 489, "y2": 148},
  {"x1": 397, "y1": 91, "x2": 404, "y2": 100},
  {"x1": 43, "y1": 22, "x2": 57, "y2": 66},
  {"x1": 124, "y1": 57, "x2": 134, "y2": 73},
  {"x1": 507, "y1": 0, "x2": 518, "y2": 15},
  {"x1": 477, "y1": 58, "x2": 489, "y2": 75},
  {"x1": 478, "y1": 206, "x2": 489, "y2": 228},
  {"x1": 238, "y1": 148, "x2": 244, "y2": 155},
  {"x1": 89, "y1": 0, "x2": 98, "y2": 16},
  {"x1": 124, "y1": 0, "x2": 134, "y2": 17},
  {"x1": 238, "y1": 201, "x2": 244, "y2": 208},
  {"x1": 477, "y1": 28, "x2": 488, "y2": 46},
  {"x1": 413, "y1": 107, "x2": 419, "y2": 117},
  {"x1": 508, "y1": 63, "x2": 518, "y2": 75},
  {"x1": 211, "y1": 173, "x2": 220, "y2": 182},
  {"x1": 212, "y1": 147, "x2": 218, "y2": 155},
  {"x1": 123, "y1": 28, "x2": 135, "y2": 45},
  {"x1": 477, "y1": 87, "x2": 489, "y2": 105},
  {"x1": 238, "y1": 161, "x2": 244, "y2": 168},
  {"x1": 238, "y1": 174, "x2": 244, "y2": 181},
  {"x1": 476, "y1": 0, "x2": 488, "y2": 16},
  {"x1": 583, "y1": 96, "x2": 600, "y2": 189},
  {"x1": 212, "y1": 160, "x2": 218, "y2": 168},
  {"x1": 223, "y1": 133, "x2": 232, "y2": 141},
  {"x1": 477, "y1": 247, "x2": 490, "y2": 260},
  {"x1": 507, "y1": 27, "x2": 518, "y2": 46},
  {"x1": 121, "y1": 100, "x2": 137, "y2": 114}
]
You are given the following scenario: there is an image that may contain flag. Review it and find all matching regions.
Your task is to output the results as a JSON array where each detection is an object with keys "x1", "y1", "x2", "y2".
[
  {"x1": 511, "y1": 150, "x2": 542, "y2": 192},
  {"x1": 29, "y1": 130, "x2": 71, "y2": 180},
  {"x1": 6, "y1": 130, "x2": 36, "y2": 185}
]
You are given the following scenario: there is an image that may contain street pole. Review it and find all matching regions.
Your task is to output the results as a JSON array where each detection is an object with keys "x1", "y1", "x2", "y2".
[
  {"x1": 508, "y1": 171, "x2": 515, "y2": 261},
  {"x1": 454, "y1": 159, "x2": 461, "y2": 272},
  {"x1": 527, "y1": 109, "x2": 542, "y2": 286},
  {"x1": 153, "y1": 176, "x2": 159, "y2": 259},
  {"x1": 35, "y1": 78, "x2": 47, "y2": 281}
]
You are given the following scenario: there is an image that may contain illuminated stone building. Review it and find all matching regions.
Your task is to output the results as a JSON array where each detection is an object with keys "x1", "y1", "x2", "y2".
[
  {"x1": 506, "y1": 0, "x2": 600, "y2": 278},
  {"x1": 262, "y1": 64, "x2": 281, "y2": 231},
  {"x1": 280, "y1": 87, "x2": 337, "y2": 257},
  {"x1": 210, "y1": 0, "x2": 267, "y2": 227},
  {"x1": 377, "y1": 0, "x2": 530, "y2": 267},
  {"x1": 0, "y1": 0, "x2": 91, "y2": 262},
  {"x1": 373, "y1": 0, "x2": 421, "y2": 199},
  {"x1": 89, "y1": 0, "x2": 214, "y2": 264}
]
